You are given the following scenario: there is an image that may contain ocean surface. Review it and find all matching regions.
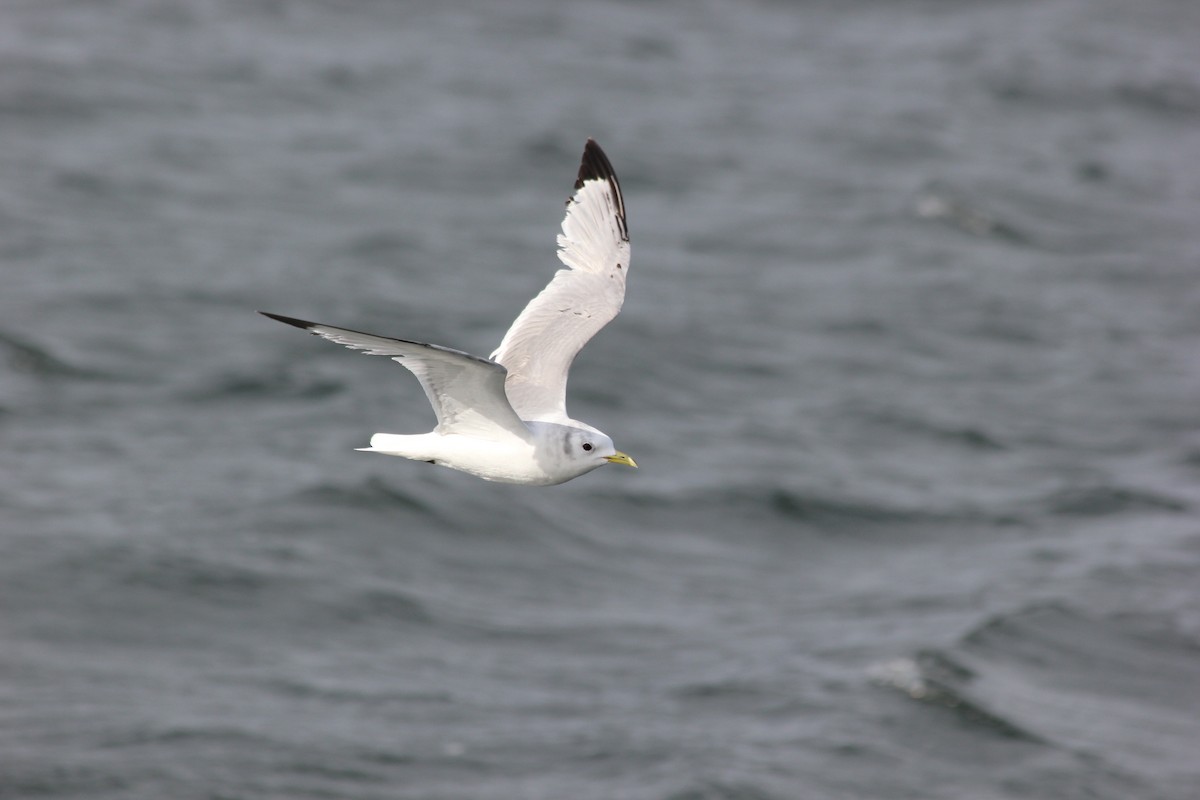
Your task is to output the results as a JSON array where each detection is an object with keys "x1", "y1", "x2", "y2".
[{"x1": 3, "y1": 1, "x2": 1200, "y2": 798}]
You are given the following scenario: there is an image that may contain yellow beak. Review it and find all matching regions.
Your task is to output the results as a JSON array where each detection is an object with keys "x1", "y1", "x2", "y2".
[{"x1": 604, "y1": 451, "x2": 638, "y2": 468}]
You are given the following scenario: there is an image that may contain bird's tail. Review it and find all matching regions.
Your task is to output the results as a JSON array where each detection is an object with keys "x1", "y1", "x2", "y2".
[{"x1": 355, "y1": 433, "x2": 435, "y2": 461}]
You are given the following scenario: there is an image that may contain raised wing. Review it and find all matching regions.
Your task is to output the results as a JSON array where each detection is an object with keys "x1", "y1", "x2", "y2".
[
  {"x1": 490, "y1": 139, "x2": 630, "y2": 423},
  {"x1": 261, "y1": 312, "x2": 531, "y2": 441}
]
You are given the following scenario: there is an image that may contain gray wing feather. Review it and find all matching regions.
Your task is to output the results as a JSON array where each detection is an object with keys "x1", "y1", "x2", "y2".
[{"x1": 261, "y1": 312, "x2": 531, "y2": 440}]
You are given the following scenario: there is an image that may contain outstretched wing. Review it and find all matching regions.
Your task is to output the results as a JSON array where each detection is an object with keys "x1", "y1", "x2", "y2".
[
  {"x1": 489, "y1": 139, "x2": 630, "y2": 423},
  {"x1": 261, "y1": 312, "x2": 531, "y2": 441}
]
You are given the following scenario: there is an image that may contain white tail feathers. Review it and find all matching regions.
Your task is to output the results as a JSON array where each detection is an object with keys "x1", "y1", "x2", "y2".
[{"x1": 356, "y1": 432, "x2": 434, "y2": 460}]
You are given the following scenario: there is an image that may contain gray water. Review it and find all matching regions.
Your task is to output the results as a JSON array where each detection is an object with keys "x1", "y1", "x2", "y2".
[{"x1": 3, "y1": 1, "x2": 1200, "y2": 798}]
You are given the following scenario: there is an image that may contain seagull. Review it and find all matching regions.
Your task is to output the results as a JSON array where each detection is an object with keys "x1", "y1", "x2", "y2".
[{"x1": 261, "y1": 139, "x2": 637, "y2": 486}]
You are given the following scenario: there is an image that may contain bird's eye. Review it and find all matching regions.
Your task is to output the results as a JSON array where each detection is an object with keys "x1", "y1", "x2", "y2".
[{"x1": 582, "y1": 442, "x2": 593, "y2": 452}]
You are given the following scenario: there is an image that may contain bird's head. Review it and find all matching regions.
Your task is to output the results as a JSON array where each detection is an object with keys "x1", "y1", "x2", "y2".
[{"x1": 544, "y1": 425, "x2": 638, "y2": 479}]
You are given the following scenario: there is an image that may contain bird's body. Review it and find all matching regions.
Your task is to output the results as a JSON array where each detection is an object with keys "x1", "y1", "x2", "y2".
[
  {"x1": 365, "y1": 421, "x2": 607, "y2": 486},
  {"x1": 262, "y1": 140, "x2": 636, "y2": 486}
]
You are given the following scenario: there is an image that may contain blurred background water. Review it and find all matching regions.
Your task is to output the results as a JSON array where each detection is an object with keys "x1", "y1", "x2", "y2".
[{"x1": 2, "y1": 1, "x2": 1200, "y2": 798}]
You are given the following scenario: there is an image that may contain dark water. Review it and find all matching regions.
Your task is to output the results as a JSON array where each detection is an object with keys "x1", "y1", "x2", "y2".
[{"x1": 3, "y1": 0, "x2": 1200, "y2": 798}]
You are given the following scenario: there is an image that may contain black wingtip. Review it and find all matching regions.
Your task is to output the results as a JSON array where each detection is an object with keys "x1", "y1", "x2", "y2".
[
  {"x1": 575, "y1": 138, "x2": 617, "y2": 190},
  {"x1": 259, "y1": 311, "x2": 318, "y2": 331},
  {"x1": 574, "y1": 139, "x2": 627, "y2": 239}
]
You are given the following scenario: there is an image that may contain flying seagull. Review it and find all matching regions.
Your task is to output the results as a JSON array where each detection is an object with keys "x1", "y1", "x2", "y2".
[{"x1": 261, "y1": 139, "x2": 637, "y2": 486}]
